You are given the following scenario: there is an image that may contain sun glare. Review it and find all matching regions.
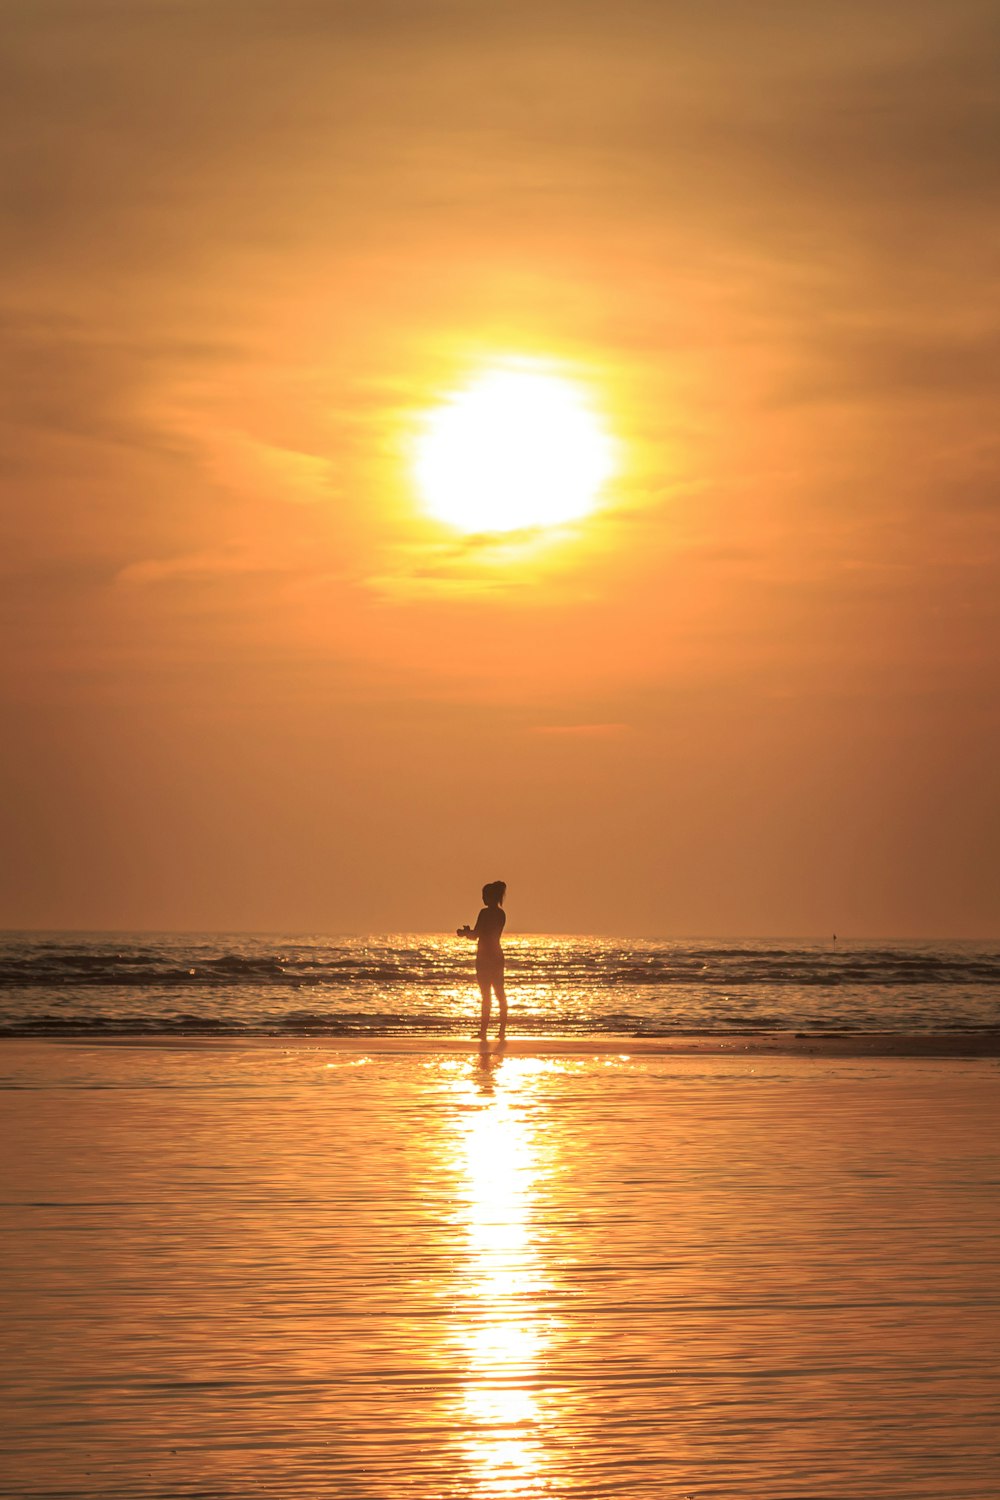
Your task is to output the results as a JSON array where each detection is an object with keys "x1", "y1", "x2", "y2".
[
  {"x1": 415, "y1": 365, "x2": 615, "y2": 533},
  {"x1": 449, "y1": 1071, "x2": 552, "y2": 1495}
]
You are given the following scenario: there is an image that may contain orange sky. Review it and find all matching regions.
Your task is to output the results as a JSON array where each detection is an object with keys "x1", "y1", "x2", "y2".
[{"x1": 2, "y1": 1, "x2": 998, "y2": 935}]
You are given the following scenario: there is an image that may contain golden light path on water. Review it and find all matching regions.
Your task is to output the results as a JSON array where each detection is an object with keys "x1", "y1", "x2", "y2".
[{"x1": 448, "y1": 1053, "x2": 557, "y2": 1497}]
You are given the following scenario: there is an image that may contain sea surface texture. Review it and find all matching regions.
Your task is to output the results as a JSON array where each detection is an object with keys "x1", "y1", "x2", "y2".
[
  {"x1": 1, "y1": 1042, "x2": 997, "y2": 1498},
  {"x1": 1, "y1": 933, "x2": 998, "y2": 1035}
]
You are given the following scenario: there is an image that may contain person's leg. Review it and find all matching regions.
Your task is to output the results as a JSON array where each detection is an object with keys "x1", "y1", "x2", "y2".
[
  {"x1": 478, "y1": 978, "x2": 491, "y2": 1040},
  {"x1": 495, "y1": 979, "x2": 507, "y2": 1040}
]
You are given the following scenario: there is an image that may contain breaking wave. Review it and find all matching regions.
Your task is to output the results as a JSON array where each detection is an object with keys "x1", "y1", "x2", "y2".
[{"x1": 1, "y1": 933, "x2": 998, "y2": 1036}]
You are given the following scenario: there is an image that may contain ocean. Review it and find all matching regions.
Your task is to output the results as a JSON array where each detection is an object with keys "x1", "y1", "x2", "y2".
[
  {"x1": 1, "y1": 932, "x2": 998, "y2": 1036},
  {"x1": 3, "y1": 932, "x2": 999, "y2": 1496}
]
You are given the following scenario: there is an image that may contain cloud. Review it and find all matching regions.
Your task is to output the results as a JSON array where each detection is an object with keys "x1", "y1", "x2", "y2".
[
  {"x1": 0, "y1": 317, "x2": 183, "y2": 449},
  {"x1": 531, "y1": 722, "x2": 630, "y2": 737},
  {"x1": 116, "y1": 549, "x2": 287, "y2": 587},
  {"x1": 773, "y1": 329, "x2": 1000, "y2": 406},
  {"x1": 198, "y1": 431, "x2": 335, "y2": 507},
  {"x1": 3, "y1": 0, "x2": 999, "y2": 673}
]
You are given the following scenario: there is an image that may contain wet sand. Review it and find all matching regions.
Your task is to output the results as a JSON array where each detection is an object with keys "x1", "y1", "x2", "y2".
[
  {"x1": 29, "y1": 1027, "x2": 1000, "y2": 1056},
  {"x1": 1, "y1": 1039, "x2": 998, "y2": 1498}
]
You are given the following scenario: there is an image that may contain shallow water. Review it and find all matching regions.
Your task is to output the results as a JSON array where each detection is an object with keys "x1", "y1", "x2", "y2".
[{"x1": 1, "y1": 1042, "x2": 998, "y2": 1497}]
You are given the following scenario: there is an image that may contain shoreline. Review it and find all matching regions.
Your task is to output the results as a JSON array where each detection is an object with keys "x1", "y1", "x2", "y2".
[{"x1": 6, "y1": 1030, "x2": 1000, "y2": 1058}]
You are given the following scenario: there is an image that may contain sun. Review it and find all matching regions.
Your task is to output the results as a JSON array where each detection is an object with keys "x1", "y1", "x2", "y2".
[{"x1": 414, "y1": 365, "x2": 615, "y2": 533}]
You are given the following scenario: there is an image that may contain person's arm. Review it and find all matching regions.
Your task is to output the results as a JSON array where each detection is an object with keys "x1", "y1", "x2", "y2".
[{"x1": 457, "y1": 909, "x2": 487, "y2": 939}]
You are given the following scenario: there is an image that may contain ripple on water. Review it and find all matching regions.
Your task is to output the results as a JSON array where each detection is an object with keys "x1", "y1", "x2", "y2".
[{"x1": 0, "y1": 1045, "x2": 998, "y2": 1497}]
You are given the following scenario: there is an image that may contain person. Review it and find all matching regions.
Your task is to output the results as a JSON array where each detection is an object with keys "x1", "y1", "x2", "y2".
[{"x1": 457, "y1": 880, "x2": 507, "y2": 1043}]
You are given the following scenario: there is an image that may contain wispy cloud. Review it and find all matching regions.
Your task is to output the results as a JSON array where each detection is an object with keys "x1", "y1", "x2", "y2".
[{"x1": 531, "y1": 722, "x2": 630, "y2": 737}]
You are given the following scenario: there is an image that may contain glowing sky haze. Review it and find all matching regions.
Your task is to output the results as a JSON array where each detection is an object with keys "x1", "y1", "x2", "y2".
[{"x1": 2, "y1": 0, "x2": 998, "y2": 934}]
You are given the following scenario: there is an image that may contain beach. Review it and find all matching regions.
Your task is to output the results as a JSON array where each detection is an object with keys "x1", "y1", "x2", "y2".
[{"x1": 2, "y1": 1037, "x2": 998, "y2": 1498}]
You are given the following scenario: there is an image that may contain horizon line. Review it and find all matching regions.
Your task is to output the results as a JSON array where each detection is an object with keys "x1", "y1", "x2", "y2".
[{"x1": 0, "y1": 927, "x2": 996, "y2": 943}]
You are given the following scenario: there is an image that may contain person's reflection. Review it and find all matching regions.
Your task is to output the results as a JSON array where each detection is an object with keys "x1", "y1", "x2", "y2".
[{"x1": 474, "y1": 1039, "x2": 506, "y2": 1093}]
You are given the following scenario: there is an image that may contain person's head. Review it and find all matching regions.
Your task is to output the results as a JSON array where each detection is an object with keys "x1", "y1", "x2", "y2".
[{"x1": 482, "y1": 880, "x2": 506, "y2": 908}]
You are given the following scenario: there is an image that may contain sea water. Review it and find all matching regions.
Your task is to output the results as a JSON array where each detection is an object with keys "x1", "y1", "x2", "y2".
[
  {"x1": 1, "y1": 1041, "x2": 998, "y2": 1498},
  {"x1": 1, "y1": 933, "x2": 998, "y2": 1036}
]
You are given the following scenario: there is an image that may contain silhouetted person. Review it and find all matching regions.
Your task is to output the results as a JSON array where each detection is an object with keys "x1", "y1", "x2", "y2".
[{"x1": 457, "y1": 880, "x2": 507, "y2": 1043}]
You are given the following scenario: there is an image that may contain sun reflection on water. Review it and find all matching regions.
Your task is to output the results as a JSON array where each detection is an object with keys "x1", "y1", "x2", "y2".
[{"x1": 448, "y1": 1052, "x2": 556, "y2": 1497}]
